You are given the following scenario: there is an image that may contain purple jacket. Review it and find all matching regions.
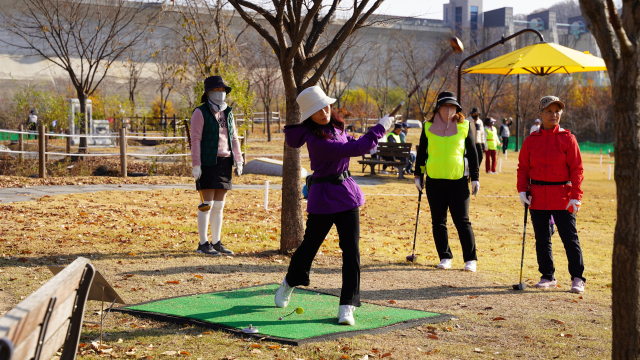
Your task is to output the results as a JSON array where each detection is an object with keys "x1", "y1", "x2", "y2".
[{"x1": 284, "y1": 123, "x2": 386, "y2": 214}]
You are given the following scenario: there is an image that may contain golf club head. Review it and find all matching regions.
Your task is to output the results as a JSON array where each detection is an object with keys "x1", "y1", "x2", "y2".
[
  {"x1": 449, "y1": 36, "x2": 464, "y2": 53},
  {"x1": 198, "y1": 203, "x2": 211, "y2": 212},
  {"x1": 406, "y1": 255, "x2": 417, "y2": 262},
  {"x1": 512, "y1": 282, "x2": 527, "y2": 290}
]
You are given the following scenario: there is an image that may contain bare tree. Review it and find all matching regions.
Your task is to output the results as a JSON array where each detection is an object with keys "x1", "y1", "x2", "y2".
[
  {"x1": 228, "y1": 0, "x2": 385, "y2": 252},
  {"x1": 154, "y1": 44, "x2": 183, "y2": 120},
  {"x1": 578, "y1": 2, "x2": 640, "y2": 357},
  {"x1": 366, "y1": 43, "x2": 394, "y2": 118},
  {"x1": 123, "y1": 43, "x2": 153, "y2": 114},
  {"x1": 0, "y1": 0, "x2": 158, "y2": 151},
  {"x1": 317, "y1": 31, "x2": 370, "y2": 109},
  {"x1": 246, "y1": 38, "x2": 282, "y2": 141}
]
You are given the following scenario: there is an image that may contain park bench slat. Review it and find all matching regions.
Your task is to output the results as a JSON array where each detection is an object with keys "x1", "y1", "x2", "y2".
[
  {"x1": 0, "y1": 257, "x2": 94, "y2": 360},
  {"x1": 358, "y1": 142, "x2": 412, "y2": 178}
]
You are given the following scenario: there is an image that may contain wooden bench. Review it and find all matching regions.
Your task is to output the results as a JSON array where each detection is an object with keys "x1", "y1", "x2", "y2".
[
  {"x1": 0, "y1": 257, "x2": 95, "y2": 360},
  {"x1": 358, "y1": 142, "x2": 412, "y2": 179}
]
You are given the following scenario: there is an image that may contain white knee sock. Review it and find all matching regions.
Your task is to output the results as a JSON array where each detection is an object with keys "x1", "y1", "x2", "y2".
[
  {"x1": 197, "y1": 201, "x2": 212, "y2": 245},
  {"x1": 210, "y1": 200, "x2": 225, "y2": 245}
]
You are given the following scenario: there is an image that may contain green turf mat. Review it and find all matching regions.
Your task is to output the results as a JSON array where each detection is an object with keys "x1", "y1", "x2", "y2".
[{"x1": 115, "y1": 284, "x2": 453, "y2": 345}]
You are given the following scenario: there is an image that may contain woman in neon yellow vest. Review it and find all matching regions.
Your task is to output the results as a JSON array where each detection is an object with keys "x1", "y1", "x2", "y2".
[
  {"x1": 484, "y1": 118, "x2": 501, "y2": 174},
  {"x1": 414, "y1": 91, "x2": 480, "y2": 272}
]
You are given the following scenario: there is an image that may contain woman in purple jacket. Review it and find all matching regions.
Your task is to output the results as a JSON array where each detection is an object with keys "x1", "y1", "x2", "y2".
[{"x1": 274, "y1": 86, "x2": 393, "y2": 326}]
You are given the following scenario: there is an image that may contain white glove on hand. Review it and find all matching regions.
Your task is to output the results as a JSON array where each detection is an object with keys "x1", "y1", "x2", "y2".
[
  {"x1": 192, "y1": 165, "x2": 202, "y2": 180},
  {"x1": 519, "y1": 191, "x2": 531, "y2": 207},
  {"x1": 566, "y1": 199, "x2": 581, "y2": 214},
  {"x1": 414, "y1": 177, "x2": 423, "y2": 193},
  {"x1": 378, "y1": 114, "x2": 393, "y2": 131},
  {"x1": 236, "y1": 162, "x2": 243, "y2": 176},
  {"x1": 471, "y1": 181, "x2": 480, "y2": 196}
]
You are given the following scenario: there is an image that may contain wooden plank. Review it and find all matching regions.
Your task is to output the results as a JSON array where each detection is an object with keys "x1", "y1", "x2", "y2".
[
  {"x1": 43, "y1": 291, "x2": 76, "y2": 342},
  {"x1": 38, "y1": 318, "x2": 71, "y2": 360},
  {"x1": 0, "y1": 258, "x2": 90, "y2": 354},
  {"x1": 6, "y1": 326, "x2": 38, "y2": 360}
]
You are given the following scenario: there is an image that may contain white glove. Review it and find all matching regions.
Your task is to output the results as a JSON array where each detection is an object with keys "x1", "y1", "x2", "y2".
[
  {"x1": 378, "y1": 114, "x2": 393, "y2": 131},
  {"x1": 519, "y1": 191, "x2": 531, "y2": 207},
  {"x1": 236, "y1": 162, "x2": 243, "y2": 176},
  {"x1": 414, "y1": 177, "x2": 423, "y2": 193},
  {"x1": 471, "y1": 181, "x2": 480, "y2": 196},
  {"x1": 192, "y1": 165, "x2": 202, "y2": 180},
  {"x1": 566, "y1": 199, "x2": 581, "y2": 214}
]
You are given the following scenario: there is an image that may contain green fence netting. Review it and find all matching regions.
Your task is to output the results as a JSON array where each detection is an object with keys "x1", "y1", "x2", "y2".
[{"x1": 504, "y1": 136, "x2": 613, "y2": 154}]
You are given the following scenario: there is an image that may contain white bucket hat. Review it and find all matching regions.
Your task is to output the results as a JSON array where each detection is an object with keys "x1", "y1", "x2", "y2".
[{"x1": 297, "y1": 86, "x2": 336, "y2": 121}]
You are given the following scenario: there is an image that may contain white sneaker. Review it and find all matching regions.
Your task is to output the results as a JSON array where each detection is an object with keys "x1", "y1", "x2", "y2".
[
  {"x1": 380, "y1": 170, "x2": 390, "y2": 175},
  {"x1": 437, "y1": 258, "x2": 452, "y2": 269},
  {"x1": 464, "y1": 260, "x2": 477, "y2": 272},
  {"x1": 274, "y1": 278, "x2": 294, "y2": 308},
  {"x1": 338, "y1": 305, "x2": 355, "y2": 325}
]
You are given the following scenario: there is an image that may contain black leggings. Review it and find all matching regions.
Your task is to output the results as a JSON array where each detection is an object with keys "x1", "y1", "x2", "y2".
[
  {"x1": 424, "y1": 177, "x2": 477, "y2": 262},
  {"x1": 285, "y1": 208, "x2": 361, "y2": 306},
  {"x1": 502, "y1": 137, "x2": 509, "y2": 154}
]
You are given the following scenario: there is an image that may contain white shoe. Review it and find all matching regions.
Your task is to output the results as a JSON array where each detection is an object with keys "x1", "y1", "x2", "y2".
[
  {"x1": 380, "y1": 170, "x2": 390, "y2": 175},
  {"x1": 338, "y1": 305, "x2": 355, "y2": 325},
  {"x1": 464, "y1": 260, "x2": 477, "y2": 272},
  {"x1": 274, "y1": 278, "x2": 294, "y2": 308},
  {"x1": 437, "y1": 258, "x2": 452, "y2": 269}
]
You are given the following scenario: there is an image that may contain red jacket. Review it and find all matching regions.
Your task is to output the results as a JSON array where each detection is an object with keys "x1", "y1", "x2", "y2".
[{"x1": 517, "y1": 125, "x2": 583, "y2": 210}]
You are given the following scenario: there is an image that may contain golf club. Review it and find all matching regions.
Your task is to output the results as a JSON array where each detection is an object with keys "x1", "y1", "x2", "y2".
[
  {"x1": 512, "y1": 194, "x2": 530, "y2": 290},
  {"x1": 406, "y1": 191, "x2": 422, "y2": 262},
  {"x1": 389, "y1": 37, "x2": 464, "y2": 118},
  {"x1": 197, "y1": 179, "x2": 211, "y2": 212}
]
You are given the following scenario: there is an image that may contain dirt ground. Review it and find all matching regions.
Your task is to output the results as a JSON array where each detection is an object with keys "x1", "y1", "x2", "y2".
[{"x1": 0, "y1": 145, "x2": 614, "y2": 359}]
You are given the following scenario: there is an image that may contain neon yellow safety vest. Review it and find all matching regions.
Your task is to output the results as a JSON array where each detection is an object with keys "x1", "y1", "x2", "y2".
[
  {"x1": 421, "y1": 120, "x2": 469, "y2": 179},
  {"x1": 387, "y1": 132, "x2": 401, "y2": 143},
  {"x1": 486, "y1": 126, "x2": 498, "y2": 151}
]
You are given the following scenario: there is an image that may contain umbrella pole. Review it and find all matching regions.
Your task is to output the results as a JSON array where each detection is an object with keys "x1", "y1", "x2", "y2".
[{"x1": 516, "y1": 74, "x2": 520, "y2": 152}]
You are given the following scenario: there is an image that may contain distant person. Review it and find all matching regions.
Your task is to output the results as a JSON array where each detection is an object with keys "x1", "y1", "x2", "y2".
[
  {"x1": 400, "y1": 122, "x2": 409, "y2": 143},
  {"x1": 530, "y1": 119, "x2": 541, "y2": 134},
  {"x1": 517, "y1": 95, "x2": 585, "y2": 294},
  {"x1": 499, "y1": 118, "x2": 512, "y2": 154},
  {"x1": 381, "y1": 124, "x2": 403, "y2": 174},
  {"x1": 401, "y1": 123, "x2": 415, "y2": 174},
  {"x1": 27, "y1": 110, "x2": 37, "y2": 131},
  {"x1": 467, "y1": 108, "x2": 485, "y2": 166},
  {"x1": 484, "y1": 118, "x2": 500, "y2": 174}
]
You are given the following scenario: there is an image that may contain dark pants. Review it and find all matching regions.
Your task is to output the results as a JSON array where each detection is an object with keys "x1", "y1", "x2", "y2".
[
  {"x1": 529, "y1": 209, "x2": 585, "y2": 282},
  {"x1": 475, "y1": 144, "x2": 484, "y2": 167},
  {"x1": 286, "y1": 208, "x2": 361, "y2": 306},
  {"x1": 501, "y1": 137, "x2": 509, "y2": 154},
  {"x1": 424, "y1": 177, "x2": 477, "y2": 262},
  {"x1": 485, "y1": 150, "x2": 497, "y2": 172},
  {"x1": 382, "y1": 156, "x2": 395, "y2": 171},
  {"x1": 404, "y1": 153, "x2": 416, "y2": 173}
]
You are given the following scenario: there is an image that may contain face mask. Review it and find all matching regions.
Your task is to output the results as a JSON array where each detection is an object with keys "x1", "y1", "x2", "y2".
[
  {"x1": 472, "y1": 115, "x2": 478, "y2": 120},
  {"x1": 439, "y1": 106, "x2": 456, "y2": 121},
  {"x1": 208, "y1": 91, "x2": 226, "y2": 105}
]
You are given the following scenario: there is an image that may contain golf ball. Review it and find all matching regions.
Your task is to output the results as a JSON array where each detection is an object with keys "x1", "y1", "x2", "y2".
[
  {"x1": 279, "y1": 317, "x2": 283, "y2": 320},
  {"x1": 296, "y1": 307, "x2": 304, "y2": 314}
]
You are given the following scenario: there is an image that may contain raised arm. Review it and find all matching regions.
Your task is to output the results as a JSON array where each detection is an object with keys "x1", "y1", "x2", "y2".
[{"x1": 306, "y1": 124, "x2": 386, "y2": 161}]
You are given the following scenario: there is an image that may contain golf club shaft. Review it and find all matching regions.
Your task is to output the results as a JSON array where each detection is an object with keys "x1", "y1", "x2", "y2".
[
  {"x1": 411, "y1": 191, "x2": 422, "y2": 256},
  {"x1": 389, "y1": 50, "x2": 456, "y2": 117},
  {"x1": 519, "y1": 204, "x2": 529, "y2": 283}
]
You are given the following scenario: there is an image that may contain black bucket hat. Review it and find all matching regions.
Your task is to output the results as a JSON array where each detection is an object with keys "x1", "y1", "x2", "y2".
[
  {"x1": 470, "y1": 107, "x2": 480, "y2": 115},
  {"x1": 433, "y1": 91, "x2": 462, "y2": 113},
  {"x1": 204, "y1": 76, "x2": 232, "y2": 95}
]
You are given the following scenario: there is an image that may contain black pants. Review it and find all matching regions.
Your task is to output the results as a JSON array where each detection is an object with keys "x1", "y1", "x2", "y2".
[
  {"x1": 382, "y1": 156, "x2": 395, "y2": 171},
  {"x1": 286, "y1": 208, "x2": 361, "y2": 306},
  {"x1": 475, "y1": 144, "x2": 484, "y2": 167},
  {"x1": 424, "y1": 177, "x2": 477, "y2": 262},
  {"x1": 529, "y1": 209, "x2": 585, "y2": 282},
  {"x1": 502, "y1": 137, "x2": 509, "y2": 154}
]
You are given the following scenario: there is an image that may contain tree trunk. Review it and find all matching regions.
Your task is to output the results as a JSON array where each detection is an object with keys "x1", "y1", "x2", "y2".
[
  {"x1": 611, "y1": 57, "x2": 640, "y2": 359},
  {"x1": 78, "y1": 91, "x2": 88, "y2": 153},
  {"x1": 279, "y1": 92, "x2": 304, "y2": 253}
]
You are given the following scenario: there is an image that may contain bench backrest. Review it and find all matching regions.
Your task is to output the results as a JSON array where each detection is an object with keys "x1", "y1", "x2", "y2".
[
  {"x1": 0, "y1": 257, "x2": 95, "y2": 360},
  {"x1": 377, "y1": 142, "x2": 412, "y2": 159}
]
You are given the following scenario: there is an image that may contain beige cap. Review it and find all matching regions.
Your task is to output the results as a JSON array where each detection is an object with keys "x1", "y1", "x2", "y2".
[
  {"x1": 539, "y1": 96, "x2": 565, "y2": 111},
  {"x1": 296, "y1": 86, "x2": 336, "y2": 121}
]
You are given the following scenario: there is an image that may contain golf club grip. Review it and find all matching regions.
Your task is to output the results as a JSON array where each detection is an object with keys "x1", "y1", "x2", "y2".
[{"x1": 389, "y1": 49, "x2": 454, "y2": 117}]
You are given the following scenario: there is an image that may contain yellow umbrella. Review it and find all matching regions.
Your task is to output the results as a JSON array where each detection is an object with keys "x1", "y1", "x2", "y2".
[{"x1": 462, "y1": 42, "x2": 607, "y2": 75}]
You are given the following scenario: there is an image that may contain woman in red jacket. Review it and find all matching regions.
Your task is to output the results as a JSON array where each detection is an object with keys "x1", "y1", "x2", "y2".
[{"x1": 517, "y1": 96, "x2": 585, "y2": 294}]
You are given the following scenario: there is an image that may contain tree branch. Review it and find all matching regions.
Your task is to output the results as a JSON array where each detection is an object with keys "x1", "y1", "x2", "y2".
[{"x1": 605, "y1": 0, "x2": 634, "y2": 56}]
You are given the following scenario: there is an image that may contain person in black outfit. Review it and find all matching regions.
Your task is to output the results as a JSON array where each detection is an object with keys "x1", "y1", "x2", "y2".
[{"x1": 414, "y1": 91, "x2": 480, "y2": 272}]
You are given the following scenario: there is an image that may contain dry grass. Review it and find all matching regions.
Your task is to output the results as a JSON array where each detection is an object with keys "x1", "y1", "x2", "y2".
[{"x1": 0, "y1": 149, "x2": 614, "y2": 359}]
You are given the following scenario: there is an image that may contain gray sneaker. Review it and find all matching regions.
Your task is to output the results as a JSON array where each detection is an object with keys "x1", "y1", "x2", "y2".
[
  {"x1": 534, "y1": 278, "x2": 557, "y2": 289},
  {"x1": 570, "y1": 278, "x2": 585, "y2": 294},
  {"x1": 212, "y1": 241, "x2": 234, "y2": 255},
  {"x1": 196, "y1": 242, "x2": 220, "y2": 256}
]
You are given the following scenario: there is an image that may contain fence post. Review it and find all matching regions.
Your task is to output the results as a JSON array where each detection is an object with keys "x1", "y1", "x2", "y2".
[
  {"x1": 143, "y1": 116, "x2": 146, "y2": 140},
  {"x1": 173, "y1": 114, "x2": 177, "y2": 136},
  {"x1": 120, "y1": 126, "x2": 127, "y2": 178},
  {"x1": 65, "y1": 128, "x2": 71, "y2": 161},
  {"x1": 38, "y1": 125, "x2": 45, "y2": 178},
  {"x1": 44, "y1": 126, "x2": 49, "y2": 162},
  {"x1": 18, "y1": 124, "x2": 24, "y2": 162}
]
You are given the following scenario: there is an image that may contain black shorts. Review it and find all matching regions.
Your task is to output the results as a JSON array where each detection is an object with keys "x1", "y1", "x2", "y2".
[{"x1": 197, "y1": 157, "x2": 233, "y2": 190}]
